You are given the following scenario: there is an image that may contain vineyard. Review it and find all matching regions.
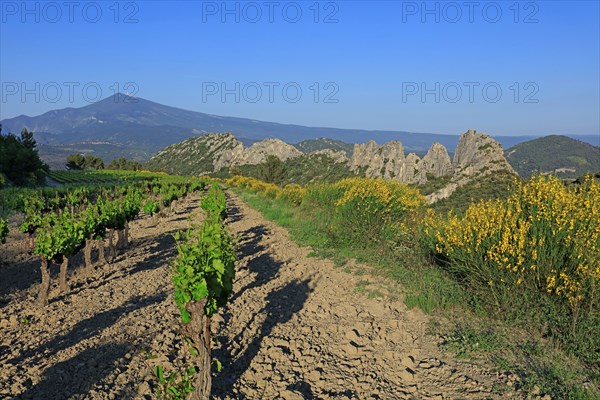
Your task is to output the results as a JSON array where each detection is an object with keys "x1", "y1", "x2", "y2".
[
  {"x1": 48, "y1": 170, "x2": 167, "y2": 185},
  {"x1": 3, "y1": 174, "x2": 210, "y2": 309},
  {"x1": 0, "y1": 170, "x2": 598, "y2": 399},
  {"x1": 0, "y1": 171, "x2": 240, "y2": 398}
]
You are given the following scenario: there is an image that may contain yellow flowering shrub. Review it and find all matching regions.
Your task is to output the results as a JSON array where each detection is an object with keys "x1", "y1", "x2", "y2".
[
  {"x1": 225, "y1": 176, "x2": 281, "y2": 197},
  {"x1": 425, "y1": 174, "x2": 599, "y2": 316},
  {"x1": 332, "y1": 178, "x2": 426, "y2": 243},
  {"x1": 278, "y1": 184, "x2": 306, "y2": 206},
  {"x1": 335, "y1": 178, "x2": 425, "y2": 216}
]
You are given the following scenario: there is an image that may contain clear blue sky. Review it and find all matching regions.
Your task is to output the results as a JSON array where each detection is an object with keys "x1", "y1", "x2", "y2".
[{"x1": 1, "y1": 1, "x2": 599, "y2": 136}]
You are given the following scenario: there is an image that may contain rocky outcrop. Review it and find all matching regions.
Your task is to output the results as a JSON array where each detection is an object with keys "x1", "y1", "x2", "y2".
[
  {"x1": 148, "y1": 130, "x2": 515, "y2": 198},
  {"x1": 146, "y1": 132, "x2": 243, "y2": 175},
  {"x1": 149, "y1": 135, "x2": 304, "y2": 175},
  {"x1": 349, "y1": 140, "x2": 454, "y2": 184},
  {"x1": 421, "y1": 142, "x2": 452, "y2": 178},
  {"x1": 405, "y1": 153, "x2": 425, "y2": 184},
  {"x1": 453, "y1": 129, "x2": 514, "y2": 176},
  {"x1": 350, "y1": 141, "x2": 408, "y2": 181},
  {"x1": 232, "y1": 138, "x2": 303, "y2": 165},
  {"x1": 426, "y1": 129, "x2": 516, "y2": 202}
]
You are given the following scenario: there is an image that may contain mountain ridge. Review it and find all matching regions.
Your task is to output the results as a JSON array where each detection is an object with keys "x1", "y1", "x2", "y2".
[{"x1": 2, "y1": 94, "x2": 597, "y2": 170}]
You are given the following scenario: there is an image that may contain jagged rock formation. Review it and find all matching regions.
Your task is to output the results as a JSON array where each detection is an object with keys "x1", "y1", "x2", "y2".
[
  {"x1": 453, "y1": 129, "x2": 514, "y2": 176},
  {"x1": 349, "y1": 140, "x2": 454, "y2": 184},
  {"x1": 347, "y1": 130, "x2": 514, "y2": 202},
  {"x1": 426, "y1": 130, "x2": 516, "y2": 202},
  {"x1": 421, "y1": 143, "x2": 453, "y2": 178},
  {"x1": 146, "y1": 134, "x2": 303, "y2": 175},
  {"x1": 147, "y1": 130, "x2": 515, "y2": 202},
  {"x1": 350, "y1": 141, "x2": 410, "y2": 181},
  {"x1": 233, "y1": 139, "x2": 302, "y2": 165}
]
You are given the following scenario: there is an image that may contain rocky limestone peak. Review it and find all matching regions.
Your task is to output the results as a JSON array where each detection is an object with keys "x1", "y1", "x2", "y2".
[
  {"x1": 404, "y1": 152, "x2": 425, "y2": 184},
  {"x1": 234, "y1": 138, "x2": 303, "y2": 165},
  {"x1": 350, "y1": 140, "x2": 407, "y2": 180},
  {"x1": 427, "y1": 129, "x2": 516, "y2": 203},
  {"x1": 421, "y1": 142, "x2": 453, "y2": 178},
  {"x1": 453, "y1": 129, "x2": 510, "y2": 171},
  {"x1": 213, "y1": 134, "x2": 245, "y2": 171}
]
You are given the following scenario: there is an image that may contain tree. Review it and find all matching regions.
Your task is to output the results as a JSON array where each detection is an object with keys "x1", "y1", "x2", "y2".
[
  {"x1": 0, "y1": 125, "x2": 49, "y2": 186},
  {"x1": 107, "y1": 157, "x2": 142, "y2": 171},
  {"x1": 66, "y1": 154, "x2": 86, "y2": 170},
  {"x1": 257, "y1": 155, "x2": 287, "y2": 185},
  {"x1": 66, "y1": 154, "x2": 105, "y2": 170},
  {"x1": 20, "y1": 128, "x2": 36, "y2": 151},
  {"x1": 84, "y1": 155, "x2": 104, "y2": 170}
]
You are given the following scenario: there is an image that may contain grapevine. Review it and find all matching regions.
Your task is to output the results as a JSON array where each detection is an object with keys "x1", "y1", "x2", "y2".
[
  {"x1": 0, "y1": 218, "x2": 8, "y2": 244},
  {"x1": 168, "y1": 183, "x2": 236, "y2": 399}
]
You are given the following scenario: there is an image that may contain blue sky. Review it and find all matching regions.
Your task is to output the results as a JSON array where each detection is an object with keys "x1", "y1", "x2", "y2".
[{"x1": 1, "y1": 0, "x2": 599, "y2": 137}]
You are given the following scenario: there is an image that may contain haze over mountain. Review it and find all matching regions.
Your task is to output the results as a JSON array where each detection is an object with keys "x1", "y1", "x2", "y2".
[{"x1": 1, "y1": 94, "x2": 597, "y2": 169}]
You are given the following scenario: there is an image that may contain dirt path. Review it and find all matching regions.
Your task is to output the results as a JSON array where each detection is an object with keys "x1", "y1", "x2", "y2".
[
  {"x1": 0, "y1": 190, "x2": 520, "y2": 399},
  {"x1": 0, "y1": 195, "x2": 201, "y2": 399},
  {"x1": 211, "y1": 192, "x2": 520, "y2": 399}
]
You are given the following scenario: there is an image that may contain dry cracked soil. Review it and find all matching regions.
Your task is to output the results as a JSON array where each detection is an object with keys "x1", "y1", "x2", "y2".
[{"x1": 0, "y1": 191, "x2": 522, "y2": 399}]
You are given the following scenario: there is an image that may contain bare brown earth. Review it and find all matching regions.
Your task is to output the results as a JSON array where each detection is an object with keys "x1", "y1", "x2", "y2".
[{"x1": 1, "y1": 191, "x2": 523, "y2": 399}]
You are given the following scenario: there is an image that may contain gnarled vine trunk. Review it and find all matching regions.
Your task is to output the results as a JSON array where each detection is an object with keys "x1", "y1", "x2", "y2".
[
  {"x1": 116, "y1": 227, "x2": 128, "y2": 249},
  {"x1": 84, "y1": 237, "x2": 93, "y2": 270},
  {"x1": 108, "y1": 229, "x2": 117, "y2": 262},
  {"x1": 59, "y1": 256, "x2": 69, "y2": 293},
  {"x1": 183, "y1": 300, "x2": 212, "y2": 400},
  {"x1": 28, "y1": 234, "x2": 35, "y2": 253},
  {"x1": 124, "y1": 221, "x2": 129, "y2": 247},
  {"x1": 97, "y1": 238, "x2": 107, "y2": 265},
  {"x1": 116, "y1": 229, "x2": 123, "y2": 249},
  {"x1": 37, "y1": 257, "x2": 50, "y2": 307}
]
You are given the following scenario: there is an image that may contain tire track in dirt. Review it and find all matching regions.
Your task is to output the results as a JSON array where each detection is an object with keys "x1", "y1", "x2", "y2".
[{"x1": 211, "y1": 192, "x2": 521, "y2": 399}]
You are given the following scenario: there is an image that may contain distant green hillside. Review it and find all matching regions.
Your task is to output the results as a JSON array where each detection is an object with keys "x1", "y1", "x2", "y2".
[
  {"x1": 294, "y1": 138, "x2": 354, "y2": 157},
  {"x1": 505, "y1": 135, "x2": 599, "y2": 179},
  {"x1": 145, "y1": 133, "x2": 240, "y2": 175}
]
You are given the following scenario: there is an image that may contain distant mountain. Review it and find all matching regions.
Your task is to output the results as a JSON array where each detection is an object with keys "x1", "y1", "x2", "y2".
[
  {"x1": 505, "y1": 135, "x2": 600, "y2": 179},
  {"x1": 1, "y1": 94, "x2": 597, "y2": 169},
  {"x1": 294, "y1": 138, "x2": 355, "y2": 157}
]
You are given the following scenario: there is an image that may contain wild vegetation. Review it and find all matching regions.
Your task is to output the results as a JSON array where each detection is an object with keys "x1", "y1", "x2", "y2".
[
  {"x1": 66, "y1": 153, "x2": 105, "y2": 170},
  {"x1": 223, "y1": 173, "x2": 600, "y2": 399},
  {"x1": 293, "y1": 137, "x2": 355, "y2": 157},
  {"x1": 428, "y1": 170, "x2": 517, "y2": 214},
  {"x1": 214, "y1": 153, "x2": 358, "y2": 186},
  {"x1": 0, "y1": 126, "x2": 49, "y2": 186}
]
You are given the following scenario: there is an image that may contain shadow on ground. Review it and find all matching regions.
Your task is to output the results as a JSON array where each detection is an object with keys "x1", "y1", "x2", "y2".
[
  {"x1": 212, "y1": 277, "x2": 312, "y2": 399},
  {"x1": 9, "y1": 292, "x2": 166, "y2": 368},
  {"x1": 17, "y1": 342, "x2": 130, "y2": 400}
]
